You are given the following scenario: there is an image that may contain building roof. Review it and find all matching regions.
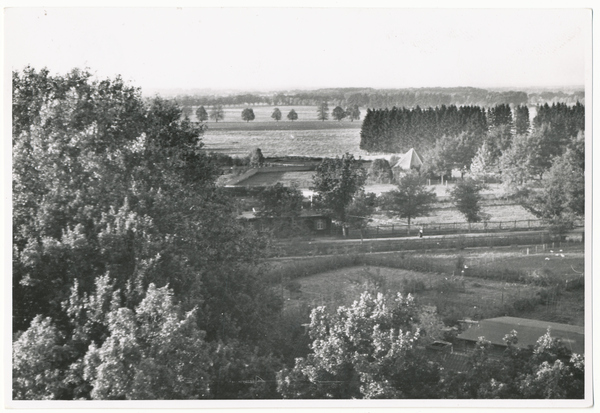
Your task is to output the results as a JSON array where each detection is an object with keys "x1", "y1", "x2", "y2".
[
  {"x1": 393, "y1": 148, "x2": 423, "y2": 170},
  {"x1": 456, "y1": 317, "x2": 584, "y2": 355}
]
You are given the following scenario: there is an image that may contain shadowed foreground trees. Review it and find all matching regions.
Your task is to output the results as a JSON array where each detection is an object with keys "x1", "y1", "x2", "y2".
[{"x1": 12, "y1": 67, "x2": 282, "y2": 400}]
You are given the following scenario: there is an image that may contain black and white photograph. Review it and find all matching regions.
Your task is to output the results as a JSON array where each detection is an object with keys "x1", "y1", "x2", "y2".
[{"x1": 5, "y1": 2, "x2": 593, "y2": 409}]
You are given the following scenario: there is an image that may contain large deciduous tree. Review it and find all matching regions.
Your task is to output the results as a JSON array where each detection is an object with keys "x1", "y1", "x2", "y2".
[
  {"x1": 12, "y1": 67, "x2": 282, "y2": 399},
  {"x1": 210, "y1": 104, "x2": 225, "y2": 122},
  {"x1": 287, "y1": 109, "x2": 298, "y2": 121},
  {"x1": 317, "y1": 102, "x2": 329, "y2": 121},
  {"x1": 276, "y1": 292, "x2": 442, "y2": 399},
  {"x1": 241, "y1": 107, "x2": 255, "y2": 122},
  {"x1": 522, "y1": 133, "x2": 584, "y2": 234},
  {"x1": 196, "y1": 105, "x2": 209, "y2": 122},
  {"x1": 449, "y1": 177, "x2": 489, "y2": 223},
  {"x1": 379, "y1": 172, "x2": 436, "y2": 234},
  {"x1": 311, "y1": 153, "x2": 367, "y2": 236},
  {"x1": 346, "y1": 105, "x2": 361, "y2": 122},
  {"x1": 271, "y1": 107, "x2": 282, "y2": 122},
  {"x1": 249, "y1": 147, "x2": 265, "y2": 167},
  {"x1": 332, "y1": 106, "x2": 346, "y2": 121}
]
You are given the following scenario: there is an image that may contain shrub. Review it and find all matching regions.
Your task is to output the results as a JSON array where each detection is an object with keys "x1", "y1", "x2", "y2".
[
  {"x1": 285, "y1": 280, "x2": 302, "y2": 293},
  {"x1": 512, "y1": 297, "x2": 538, "y2": 312},
  {"x1": 402, "y1": 278, "x2": 426, "y2": 294}
]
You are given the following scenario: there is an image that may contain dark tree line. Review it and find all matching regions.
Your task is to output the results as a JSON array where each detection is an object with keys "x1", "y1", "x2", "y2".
[{"x1": 360, "y1": 105, "x2": 488, "y2": 153}]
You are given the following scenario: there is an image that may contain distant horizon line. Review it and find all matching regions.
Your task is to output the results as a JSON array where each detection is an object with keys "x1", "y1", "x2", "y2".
[{"x1": 141, "y1": 84, "x2": 585, "y2": 95}]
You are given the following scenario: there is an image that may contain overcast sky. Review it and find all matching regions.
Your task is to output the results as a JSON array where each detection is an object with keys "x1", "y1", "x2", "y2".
[{"x1": 5, "y1": 7, "x2": 591, "y2": 92}]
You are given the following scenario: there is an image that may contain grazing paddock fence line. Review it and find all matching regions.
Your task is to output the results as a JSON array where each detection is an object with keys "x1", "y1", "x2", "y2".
[
  {"x1": 332, "y1": 219, "x2": 584, "y2": 239},
  {"x1": 271, "y1": 231, "x2": 584, "y2": 259}
]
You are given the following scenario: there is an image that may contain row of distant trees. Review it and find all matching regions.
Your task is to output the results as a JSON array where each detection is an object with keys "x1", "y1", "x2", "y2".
[
  {"x1": 190, "y1": 104, "x2": 361, "y2": 122},
  {"x1": 173, "y1": 87, "x2": 584, "y2": 109}
]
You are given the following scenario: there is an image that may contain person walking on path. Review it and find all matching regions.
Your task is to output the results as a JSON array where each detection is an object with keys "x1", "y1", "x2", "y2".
[{"x1": 419, "y1": 227, "x2": 423, "y2": 238}]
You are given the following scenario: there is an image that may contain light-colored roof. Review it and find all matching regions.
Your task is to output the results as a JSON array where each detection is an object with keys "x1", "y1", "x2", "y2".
[
  {"x1": 393, "y1": 148, "x2": 423, "y2": 170},
  {"x1": 456, "y1": 316, "x2": 584, "y2": 355}
]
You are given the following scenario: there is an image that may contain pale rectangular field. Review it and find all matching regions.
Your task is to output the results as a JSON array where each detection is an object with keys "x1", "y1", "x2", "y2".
[{"x1": 202, "y1": 129, "x2": 368, "y2": 158}]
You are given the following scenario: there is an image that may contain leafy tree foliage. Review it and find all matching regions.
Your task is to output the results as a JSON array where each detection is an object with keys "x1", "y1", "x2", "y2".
[
  {"x1": 470, "y1": 142, "x2": 499, "y2": 180},
  {"x1": 345, "y1": 191, "x2": 377, "y2": 235},
  {"x1": 12, "y1": 67, "x2": 283, "y2": 399},
  {"x1": 449, "y1": 177, "x2": 488, "y2": 223},
  {"x1": 286, "y1": 109, "x2": 298, "y2": 121},
  {"x1": 379, "y1": 172, "x2": 436, "y2": 234},
  {"x1": 346, "y1": 105, "x2": 361, "y2": 121},
  {"x1": 421, "y1": 133, "x2": 480, "y2": 179},
  {"x1": 277, "y1": 292, "x2": 442, "y2": 399},
  {"x1": 522, "y1": 133, "x2": 584, "y2": 234},
  {"x1": 249, "y1": 147, "x2": 265, "y2": 167},
  {"x1": 367, "y1": 158, "x2": 393, "y2": 184},
  {"x1": 442, "y1": 330, "x2": 584, "y2": 399},
  {"x1": 317, "y1": 102, "x2": 329, "y2": 121},
  {"x1": 271, "y1": 107, "x2": 282, "y2": 121},
  {"x1": 257, "y1": 183, "x2": 303, "y2": 219},
  {"x1": 332, "y1": 106, "x2": 346, "y2": 121},
  {"x1": 311, "y1": 153, "x2": 367, "y2": 235},
  {"x1": 196, "y1": 105, "x2": 209, "y2": 122},
  {"x1": 242, "y1": 107, "x2": 255, "y2": 122},
  {"x1": 209, "y1": 104, "x2": 225, "y2": 122}
]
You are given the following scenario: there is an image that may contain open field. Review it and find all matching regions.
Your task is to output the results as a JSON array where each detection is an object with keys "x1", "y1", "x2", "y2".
[
  {"x1": 277, "y1": 245, "x2": 585, "y2": 326},
  {"x1": 371, "y1": 204, "x2": 539, "y2": 227},
  {"x1": 193, "y1": 105, "x2": 366, "y2": 125},
  {"x1": 204, "y1": 121, "x2": 363, "y2": 131},
  {"x1": 202, "y1": 129, "x2": 367, "y2": 158}
]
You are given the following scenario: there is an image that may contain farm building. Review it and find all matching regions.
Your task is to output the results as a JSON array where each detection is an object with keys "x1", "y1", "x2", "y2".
[
  {"x1": 392, "y1": 148, "x2": 423, "y2": 181},
  {"x1": 455, "y1": 316, "x2": 584, "y2": 357},
  {"x1": 392, "y1": 148, "x2": 423, "y2": 171}
]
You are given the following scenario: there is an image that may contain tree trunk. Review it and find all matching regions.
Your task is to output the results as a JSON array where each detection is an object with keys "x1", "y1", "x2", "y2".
[{"x1": 407, "y1": 217, "x2": 411, "y2": 236}]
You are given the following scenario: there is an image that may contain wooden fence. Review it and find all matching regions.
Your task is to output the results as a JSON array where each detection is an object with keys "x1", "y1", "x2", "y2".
[{"x1": 330, "y1": 219, "x2": 584, "y2": 239}]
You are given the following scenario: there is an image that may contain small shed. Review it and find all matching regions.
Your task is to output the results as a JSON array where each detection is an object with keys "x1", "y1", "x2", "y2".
[{"x1": 455, "y1": 316, "x2": 584, "y2": 357}]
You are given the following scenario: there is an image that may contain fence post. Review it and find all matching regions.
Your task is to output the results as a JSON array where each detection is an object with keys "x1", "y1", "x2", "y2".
[
  {"x1": 514, "y1": 220, "x2": 517, "y2": 229},
  {"x1": 376, "y1": 226, "x2": 379, "y2": 239},
  {"x1": 392, "y1": 224, "x2": 394, "y2": 236}
]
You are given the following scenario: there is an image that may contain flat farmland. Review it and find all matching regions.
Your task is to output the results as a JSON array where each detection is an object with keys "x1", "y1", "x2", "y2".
[{"x1": 202, "y1": 128, "x2": 368, "y2": 158}]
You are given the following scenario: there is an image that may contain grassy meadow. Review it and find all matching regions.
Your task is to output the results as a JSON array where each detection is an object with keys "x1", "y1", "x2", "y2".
[
  {"x1": 202, "y1": 128, "x2": 368, "y2": 158},
  {"x1": 275, "y1": 245, "x2": 584, "y2": 327}
]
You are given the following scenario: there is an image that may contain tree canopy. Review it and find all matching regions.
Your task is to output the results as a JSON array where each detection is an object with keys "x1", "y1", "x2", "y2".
[
  {"x1": 317, "y1": 102, "x2": 329, "y2": 121},
  {"x1": 449, "y1": 177, "x2": 489, "y2": 223},
  {"x1": 271, "y1": 107, "x2": 282, "y2": 121},
  {"x1": 287, "y1": 109, "x2": 298, "y2": 121},
  {"x1": 311, "y1": 153, "x2": 367, "y2": 234},
  {"x1": 379, "y1": 172, "x2": 436, "y2": 234},
  {"x1": 12, "y1": 67, "x2": 282, "y2": 400},
  {"x1": 242, "y1": 107, "x2": 255, "y2": 122},
  {"x1": 209, "y1": 104, "x2": 225, "y2": 122},
  {"x1": 196, "y1": 105, "x2": 209, "y2": 122},
  {"x1": 332, "y1": 106, "x2": 346, "y2": 121}
]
